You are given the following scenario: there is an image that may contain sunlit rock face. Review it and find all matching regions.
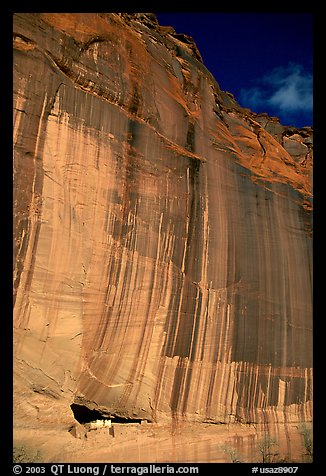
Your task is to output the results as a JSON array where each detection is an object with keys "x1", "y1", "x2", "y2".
[{"x1": 13, "y1": 13, "x2": 312, "y2": 428}]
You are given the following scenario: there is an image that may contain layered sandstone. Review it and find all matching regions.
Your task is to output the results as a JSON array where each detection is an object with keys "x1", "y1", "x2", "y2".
[{"x1": 13, "y1": 13, "x2": 312, "y2": 455}]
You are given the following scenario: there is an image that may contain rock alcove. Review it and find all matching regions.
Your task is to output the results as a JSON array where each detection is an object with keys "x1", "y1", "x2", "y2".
[{"x1": 70, "y1": 403, "x2": 145, "y2": 425}]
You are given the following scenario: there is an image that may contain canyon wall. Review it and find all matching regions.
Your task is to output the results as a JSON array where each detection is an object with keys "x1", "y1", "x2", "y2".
[{"x1": 13, "y1": 13, "x2": 312, "y2": 430}]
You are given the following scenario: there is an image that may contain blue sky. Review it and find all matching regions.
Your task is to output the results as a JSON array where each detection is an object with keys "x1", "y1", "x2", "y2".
[{"x1": 156, "y1": 13, "x2": 313, "y2": 128}]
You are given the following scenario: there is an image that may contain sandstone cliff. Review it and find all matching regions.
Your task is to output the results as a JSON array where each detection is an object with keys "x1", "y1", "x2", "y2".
[{"x1": 13, "y1": 12, "x2": 312, "y2": 448}]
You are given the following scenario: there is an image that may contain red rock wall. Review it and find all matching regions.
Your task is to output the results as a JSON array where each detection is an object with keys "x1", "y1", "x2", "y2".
[{"x1": 13, "y1": 13, "x2": 312, "y2": 427}]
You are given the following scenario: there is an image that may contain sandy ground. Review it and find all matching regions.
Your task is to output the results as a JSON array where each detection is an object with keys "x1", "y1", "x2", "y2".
[{"x1": 13, "y1": 420, "x2": 310, "y2": 464}]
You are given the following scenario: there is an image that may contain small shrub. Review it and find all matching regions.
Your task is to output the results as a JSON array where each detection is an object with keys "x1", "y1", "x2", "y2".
[
  {"x1": 221, "y1": 443, "x2": 243, "y2": 463},
  {"x1": 298, "y1": 422, "x2": 313, "y2": 462},
  {"x1": 257, "y1": 435, "x2": 279, "y2": 463},
  {"x1": 13, "y1": 445, "x2": 41, "y2": 463}
]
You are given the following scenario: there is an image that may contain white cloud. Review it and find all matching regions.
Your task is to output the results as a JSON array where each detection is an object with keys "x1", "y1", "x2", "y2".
[
  {"x1": 239, "y1": 63, "x2": 313, "y2": 123},
  {"x1": 267, "y1": 64, "x2": 312, "y2": 112}
]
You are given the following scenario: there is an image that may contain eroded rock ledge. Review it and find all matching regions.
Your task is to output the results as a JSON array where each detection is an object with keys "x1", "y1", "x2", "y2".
[{"x1": 14, "y1": 13, "x2": 312, "y2": 435}]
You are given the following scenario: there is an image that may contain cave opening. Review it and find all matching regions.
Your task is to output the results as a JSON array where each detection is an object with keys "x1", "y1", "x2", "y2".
[
  {"x1": 70, "y1": 403, "x2": 146, "y2": 424},
  {"x1": 110, "y1": 415, "x2": 143, "y2": 424},
  {"x1": 71, "y1": 403, "x2": 104, "y2": 424}
]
